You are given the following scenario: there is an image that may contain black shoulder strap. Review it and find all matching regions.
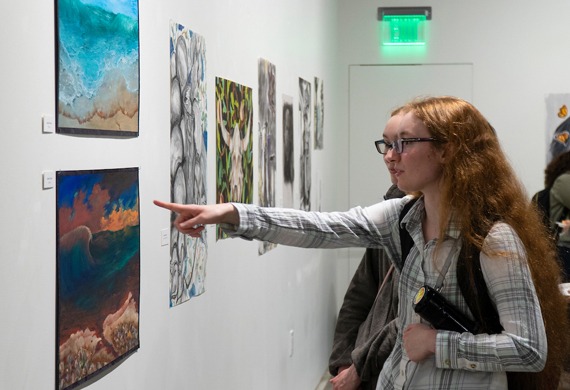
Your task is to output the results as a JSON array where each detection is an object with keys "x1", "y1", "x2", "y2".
[
  {"x1": 399, "y1": 198, "x2": 418, "y2": 268},
  {"x1": 399, "y1": 198, "x2": 503, "y2": 334},
  {"x1": 456, "y1": 242, "x2": 504, "y2": 335}
]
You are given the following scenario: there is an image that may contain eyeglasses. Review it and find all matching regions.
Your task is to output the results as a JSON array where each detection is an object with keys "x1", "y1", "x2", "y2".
[{"x1": 374, "y1": 138, "x2": 437, "y2": 154}]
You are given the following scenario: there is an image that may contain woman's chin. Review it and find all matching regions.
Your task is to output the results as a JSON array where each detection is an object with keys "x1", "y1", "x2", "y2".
[{"x1": 397, "y1": 183, "x2": 416, "y2": 193}]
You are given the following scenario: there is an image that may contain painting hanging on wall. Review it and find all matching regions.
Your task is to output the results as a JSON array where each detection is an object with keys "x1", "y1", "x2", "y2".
[
  {"x1": 546, "y1": 94, "x2": 570, "y2": 164},
  {"x1": 258, "y1": 58, "x2": 277, "y2": 255},
  {"x1": 169, "y1": 21, "x2": 208, "y2": 306},
  {"x1": 56, "y1": 168, "x2": 140, "y2": 390},
  {"x1": 216, "y1": 77, "x2": 253, "y2": 239},
  {"x1": 56, "y1": 0, "x2": 140, "y2": 136},
  {"x1": 282, "y1": 94, "x2": 294, "y2": 208},
  {"x1": 299, "y1": 77, "x2": 312, "y2": 211},
  {"x1": 314, "y1": 77, "x2": 324, "y2": 150}
]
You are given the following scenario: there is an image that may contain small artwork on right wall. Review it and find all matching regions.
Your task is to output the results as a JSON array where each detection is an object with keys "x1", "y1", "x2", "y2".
[
  {"x1": 546, "y1": 94, "x2": 570, "y2": 164},
  {"x1": 314, "y1": 77, "x2": 324, "y2": 150},
  {"x1": 282, "y1": 94, "x2": 294, "y2": 209},
  {"x1": 299, "y1": 77, "x2": 311, "y2": 211}
]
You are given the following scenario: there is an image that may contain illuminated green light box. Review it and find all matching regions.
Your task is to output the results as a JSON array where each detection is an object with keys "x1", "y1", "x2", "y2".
[
  {"x1": 378, "y1": 7, "x2": 431, "y2": 46},
  {"x1": 383, "y1": 15, "x2": 426, "y2": 45}
]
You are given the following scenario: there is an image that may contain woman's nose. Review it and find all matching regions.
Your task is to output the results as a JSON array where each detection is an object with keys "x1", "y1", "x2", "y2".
[{"x1": 385, "y1": 148, "x2": 397, "y2": 162}]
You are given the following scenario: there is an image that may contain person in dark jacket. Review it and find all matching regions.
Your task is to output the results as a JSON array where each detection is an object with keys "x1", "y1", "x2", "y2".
[{"x1": 328, "y1": 111, "x2": 404, "y2": 390}]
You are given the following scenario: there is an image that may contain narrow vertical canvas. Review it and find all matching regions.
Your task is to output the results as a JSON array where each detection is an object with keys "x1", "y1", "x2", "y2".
[
  {"x1": 56, "y1": 168, "x2": 140, "y2": 390},
  {"x1": 258, "y1": 58, "x2": 277, "y2": 255},
  {"x1": 56, "y1": 0, "x2": 139, "y2": 136},
  {"x1": 216, "y1": 77, "x2": 253, "y2": 239},
  {"x1": 169, "y1": 21, "x2": 208, "y2": 306},
  {"x1": 299, "y1": 78, "x2": 312, "y2": 211},
  {"x1": 314, "y1": 77, "x2": 324, "y2": 150},
  {"x1": 282, "y1": 94, "x2": 295, "y2": 208},
  {"x1": 546, "y1": 94, "x2": 570, "y2": 164}
]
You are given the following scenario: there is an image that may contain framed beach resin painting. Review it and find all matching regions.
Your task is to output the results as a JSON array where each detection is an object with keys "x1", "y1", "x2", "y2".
[
  {"x1": 56, "y1": 0, "x2": 140, "y2": 136},
  {"x1": 56, "y1": 168, "x2": 140, "y2": 390}
]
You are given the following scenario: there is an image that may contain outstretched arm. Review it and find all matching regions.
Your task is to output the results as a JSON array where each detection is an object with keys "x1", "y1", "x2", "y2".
[{"x1": 153, "y1": 200, "x2": 239, "y2": 237}]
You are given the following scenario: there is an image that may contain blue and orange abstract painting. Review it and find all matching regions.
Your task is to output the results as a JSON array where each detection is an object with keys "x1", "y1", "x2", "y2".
[
  {"x1": 56, "y1": 0, "x2": 139, "y2": 136},
  {"x1": 56, "y1": 168, "x2": 140, "y2": 390}
]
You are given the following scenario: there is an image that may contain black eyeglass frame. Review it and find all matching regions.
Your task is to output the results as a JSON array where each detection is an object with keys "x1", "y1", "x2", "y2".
[{"x1": 374, "y1": 137, "x2": 437, "y2": 154}]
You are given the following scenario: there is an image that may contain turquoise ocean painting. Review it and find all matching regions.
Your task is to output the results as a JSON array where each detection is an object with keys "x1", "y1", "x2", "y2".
[{"x1": 56, "y1": 0, "x2": 139, "y2": 136}]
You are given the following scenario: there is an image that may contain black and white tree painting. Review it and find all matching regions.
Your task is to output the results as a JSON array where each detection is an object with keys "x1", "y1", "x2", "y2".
[
  {"x1": 299, "y1": 78, "x2": 311, "y2": 211},
  {"x1": 169, "y1": 21, "x2": 208, "y2": 307},
  {"x1": 282, "y1": 94, "x2": 294, "y2": 208}
]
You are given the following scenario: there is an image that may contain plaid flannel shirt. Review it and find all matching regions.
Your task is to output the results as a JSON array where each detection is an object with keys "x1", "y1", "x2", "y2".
[{"x1": 222, "y1": 196, "x2": 547, "y2": 390}]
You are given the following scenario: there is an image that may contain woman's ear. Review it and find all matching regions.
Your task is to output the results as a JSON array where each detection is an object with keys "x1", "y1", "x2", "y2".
[{"x1": 437, "y1": 141, "x2": 456, "y2": 164}]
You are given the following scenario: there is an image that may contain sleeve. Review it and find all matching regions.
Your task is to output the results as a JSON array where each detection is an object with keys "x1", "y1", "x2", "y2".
[
  {"x1": 434, "y1": 223, "x2": 547, "y2": 373},
  {"x1": 220, "y1": 199, "x2": 404, "y2": 250},
  {"x1": 352, "y1": 318, "x2": 399, "y2": 381},
  {"x1": 551, "y1": 173, "x2": 570, "y2": 210},
  {"x1": 329, "y1": 249, "x2": 381, "y2": 375}
]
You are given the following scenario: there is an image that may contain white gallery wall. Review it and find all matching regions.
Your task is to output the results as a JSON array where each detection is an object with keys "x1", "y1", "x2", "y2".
[
  {"x1": 0, "y1": 0, "x2": 347, "y2": 389},
  {"x1": 337, "y1": 0, "x2": 570, "y2": 198}
]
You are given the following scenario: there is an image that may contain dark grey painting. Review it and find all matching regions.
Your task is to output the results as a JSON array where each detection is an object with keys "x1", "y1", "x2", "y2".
[{"x1": 282, "y1": 94, "x2": 294, "y2": 208}]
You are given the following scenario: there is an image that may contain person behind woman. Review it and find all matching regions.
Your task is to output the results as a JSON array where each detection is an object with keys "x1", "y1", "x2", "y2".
[
  {"x1": 155, "y1": 96, "x2": 568, "y2": 389},
  {"x1": 329, "y1": 109, "x2": 406, "y2": 390},
  {"x1": 542, "y1": 151, "x2": 570, "y2": 281}
]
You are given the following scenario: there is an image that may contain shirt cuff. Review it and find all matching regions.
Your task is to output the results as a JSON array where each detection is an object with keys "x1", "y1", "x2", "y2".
[
  {"x1": 435, "y1": 330, "x2": 459, "y2": 369},
  {"x1": 220, "y1": 203, "x2": 253, "y2": 239}
]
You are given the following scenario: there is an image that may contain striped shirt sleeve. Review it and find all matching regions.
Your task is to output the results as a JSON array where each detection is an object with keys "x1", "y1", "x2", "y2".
[
  {"x1": 435, "y1": 222, "x2": 547, "y2": 373},
  {"x1": 220, "y1": 199, "x2": 406, "y2": 250}
]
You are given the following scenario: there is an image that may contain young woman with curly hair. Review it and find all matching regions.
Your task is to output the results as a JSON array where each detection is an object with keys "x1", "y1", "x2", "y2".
[{"x1": 156, "y1": 96, "x2": 568, "y2": 389}]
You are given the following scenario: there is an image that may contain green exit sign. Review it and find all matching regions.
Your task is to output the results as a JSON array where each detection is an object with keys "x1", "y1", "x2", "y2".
[{"x1": 378, "y1": 7, "x2": 431, "y2": 46}]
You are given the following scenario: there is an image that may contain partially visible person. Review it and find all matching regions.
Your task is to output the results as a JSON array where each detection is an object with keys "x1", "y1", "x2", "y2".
[
  {"x1": 328, "y1": 189, "x2": 403, "y2": 390},
  {"x1": 328, "y1": 111, "x2": 405, "y2": 390},
  {"x1": 548, "y1": 152, "x2": 570, "y2": 280},
  {"x1": 533, "y1": 150, "x2": 570, "y2": 281}
]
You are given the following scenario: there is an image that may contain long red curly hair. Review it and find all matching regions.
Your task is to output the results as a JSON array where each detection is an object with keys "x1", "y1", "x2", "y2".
[{"x1": 401, "y1": 96, "x2": 568, "y2": 388}]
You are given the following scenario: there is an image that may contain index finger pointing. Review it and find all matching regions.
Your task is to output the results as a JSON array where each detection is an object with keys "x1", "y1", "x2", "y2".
[{"x1": 153, "y1": 200, "x2": 188, "y2": 214}]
